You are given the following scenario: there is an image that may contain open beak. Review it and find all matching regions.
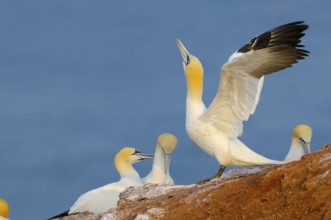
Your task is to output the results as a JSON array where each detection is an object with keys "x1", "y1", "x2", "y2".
[
  {"x1": 176, "y1": 38, "x2": 191, "y2": 66},
  {"x1": 299, "y1": 138, "x2": 311, "y2": 154},
  {"x1": 134, "y1": 150, "x2": 154, "y2": 161}
]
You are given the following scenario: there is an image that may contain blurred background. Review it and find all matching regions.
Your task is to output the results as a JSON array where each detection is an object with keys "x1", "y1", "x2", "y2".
[{"x1": 0, "y1": 1, "x2": 330, "y2": 219}]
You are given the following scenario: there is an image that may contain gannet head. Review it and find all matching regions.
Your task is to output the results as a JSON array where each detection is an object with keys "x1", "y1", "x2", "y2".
[
  {"x1": 176, "y1": 38, "x2": 204, "y2": 95},
  {"x1": 157, "y1": 133, "x2": 178, "y2": 173},
  {"x1": 0, "y1": 198, "x2": 9, "y2": 218},
  {"x1": 292, "y1": 124, "x2": 312, "y2": 154},
  {"x1": 114, "y1": 147, "x2": 153, "y2": 175}
]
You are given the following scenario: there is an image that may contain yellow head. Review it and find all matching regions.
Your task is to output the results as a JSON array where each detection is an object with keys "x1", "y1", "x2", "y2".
[
  {"x1": 292, "y1": 124, "x2": 313, "y2": 154},
  {"x1": 157, "y1": 133, "x2": 178, "y2": 155},
  {"x1": 176, "y1": 38, "x2": 204, "y2": 98},
  {"x1": 157, "y1": 133, "x2": 178, "y2": 173},
  {"x1": 0, "y1": 198, "x2": 9, "y2": 218},
  {"x1": 114, "y1": 147, "x2": 153, "y2": 174}
]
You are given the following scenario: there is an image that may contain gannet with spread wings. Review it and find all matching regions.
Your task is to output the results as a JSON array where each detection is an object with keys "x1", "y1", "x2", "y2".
[{"x1": 176, "y1": 21, "x2": 309, "y2": 181}]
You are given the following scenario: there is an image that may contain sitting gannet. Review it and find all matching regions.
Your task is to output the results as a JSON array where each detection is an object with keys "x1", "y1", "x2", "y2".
[
  {"x1": 49, "y1": 147, "x2": 153, "y2": 219},
  {"x1": 143, "y1": 133, "x2": 178, "y2": 185},
  {"x1": 284, "y1": 124, "x2": 312, "y2": 162},
  {"x1": 176, "y1": 21, "x2": 309, "y2": 181},
  {"x1": 0, "y1": 198, "x2": 9, "y2": 220}
]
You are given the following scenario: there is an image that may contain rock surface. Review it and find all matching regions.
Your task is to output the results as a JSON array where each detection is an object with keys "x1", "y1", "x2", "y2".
[{"x1": 61, "y1": 145, "x2": 331, "y2": 220}]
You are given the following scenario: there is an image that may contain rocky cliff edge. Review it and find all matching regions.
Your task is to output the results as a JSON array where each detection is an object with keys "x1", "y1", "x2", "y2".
[{"x1": 61, "y1": 144, "x2": 331, "y2": 220}]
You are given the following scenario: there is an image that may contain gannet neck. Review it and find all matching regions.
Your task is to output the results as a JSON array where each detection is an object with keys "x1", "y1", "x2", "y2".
[
  {"x1": 152, "y1": 145, "x2": 167, "y2": 173},
  {"x1": 185, "y1": 57, "x2": 206, "y2": 120},
  {"x1": 185, "y1": 56, "x2": 204, "y2": 100},
  {"x1": 145, "y1": 144, "x2": 174, "y2": 185},
  {"x1": 148, "y1": 141, "x2": 170, "y2": 175},
  {"x1": 142, "y1": 145, "x2": 167, "y2": 184},
  {"x1": 0, "y1": 199, "x2": 9, "y2": 218},
  {"x1": 284, "y1": 139, "x2": 306, "y2": 162}
]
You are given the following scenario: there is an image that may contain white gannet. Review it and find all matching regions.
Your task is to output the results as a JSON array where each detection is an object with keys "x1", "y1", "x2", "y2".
[
  {"x1": 49, "y1": 147, "x2": 153, "y2": 219},
  {"x1": 0, "y1": 198, "x2": 9, "y2": 220},
  {"x1": 143, "y1": 133, "x2": 178, "y2": 185},
  {"x1": 284, "y1": 124, "x2": 312, "y2": 162},
  {"x1": 176, "y1": 21, "x2": 309, "y2": 181}
]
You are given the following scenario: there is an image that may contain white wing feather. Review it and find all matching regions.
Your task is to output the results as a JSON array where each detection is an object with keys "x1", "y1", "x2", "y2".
[
  {"x1": 69, "y1": 178, "x2": 136, "y2": 214},
  {"x1": 203, "y1": 48, "x2": 283, "y2": 138},
  {"x1": 69, "y1": 187, "x2": 120, "y2": 214},
  {"x1": 202, "y1": 21, "x2": 308, "y2": 139},
  {"x1": 251, "y1": 76, "x2": 264, "y2": 114}
]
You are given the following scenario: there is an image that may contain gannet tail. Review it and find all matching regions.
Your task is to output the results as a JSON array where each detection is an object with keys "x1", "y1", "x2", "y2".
[{"x1": 48, "y1": 210, "x2": 69, "y2": 220}]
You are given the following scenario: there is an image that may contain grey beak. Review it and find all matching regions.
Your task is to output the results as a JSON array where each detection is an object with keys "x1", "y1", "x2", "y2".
[
  {"x1": 176, "y1": 38, "x2": 191, "y2": 65},
  {"x1": 161, "y1": 146, "x2": 172, "y2": 174},
  {"x1": 164, "y1": 153, "x2": 171, "y2": 174},
  {"x1": 299, "y1": 138, "x2": 311, "y2": 154},
  {"x1": 302, "y1": 142, "x2": 311, "y2": 154},
  {"x1": 134, "y1": 150, "x2": 154, "y2": 161}
]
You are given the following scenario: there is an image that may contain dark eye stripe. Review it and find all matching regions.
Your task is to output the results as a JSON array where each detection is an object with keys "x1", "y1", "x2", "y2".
[
  {"x1": 299, "y1": 137, "x2": 306, "y2": 144},
  {"x1": 134, "y1": 149, "x2": 142, "y2": 155}
]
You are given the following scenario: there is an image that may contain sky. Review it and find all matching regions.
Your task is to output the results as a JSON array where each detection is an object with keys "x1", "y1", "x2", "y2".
[{"x1": 0, "y1": 1, "x2": 330, "y2": 219}]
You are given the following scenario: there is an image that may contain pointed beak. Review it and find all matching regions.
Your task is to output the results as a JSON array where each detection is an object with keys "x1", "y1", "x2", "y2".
[
  {"x1": 164, "y1": 153, "x2": 171, "y2": 174},
  {"x1": 134, "y1": 150, "x2": 154, "y2": 161},
  {"x1": 161, "y1": 147, "x2": 172, "y2": 174},
  {"x1": 299, "y1": 138, "x2": 311, "y2": 154},
  {"x1": 176, "y1": 38, "x2": 190, "y2": 66},
  {"x1": 302, "y1": 142, "x2": 311, "y2": 154}
]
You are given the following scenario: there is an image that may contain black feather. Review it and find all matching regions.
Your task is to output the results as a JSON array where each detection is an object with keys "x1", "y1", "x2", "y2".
[
  {"x1": 238, "y1": 21, "x2": 309, "y2": 58},
  {"x1": 48, "y1": 210, "x2": 69, "y2": 220}
]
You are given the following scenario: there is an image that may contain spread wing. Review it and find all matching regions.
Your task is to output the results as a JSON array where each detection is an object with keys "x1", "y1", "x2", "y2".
[{"x1": 203, "y1": 21, "x2": 309, "y2": 138}]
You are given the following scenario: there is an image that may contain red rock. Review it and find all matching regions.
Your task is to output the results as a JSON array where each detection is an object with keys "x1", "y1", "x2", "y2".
[{"x1": 61, "y1": 145, "x2": 331, "y2": 220}]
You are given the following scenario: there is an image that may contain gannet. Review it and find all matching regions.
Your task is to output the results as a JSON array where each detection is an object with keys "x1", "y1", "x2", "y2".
[
  {"x1": 0, "y1": 198, "x2": 9, "y2": 220},
  {"x1": 284, "y1": 124, "x2": 312, "y2": 162},
  {"x1": 176, "y1": 21, "x2": 309, "y2": 181},
  {"x1": 143, "y1": 133, "x2": 178, "y2": 185},
  {"x1": 49, "y1": 147, "x2": 153, "y2": 219}
]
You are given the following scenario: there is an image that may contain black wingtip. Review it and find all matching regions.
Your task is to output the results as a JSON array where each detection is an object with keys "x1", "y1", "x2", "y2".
[
  {"x1": 275, "y1": 21, "x2": 308, "y2": 30},
  {"x1": 238, "y1": 21, "x2": 309, "y2": 54},
  {"x1": 48, "y1": 210, "x2": 69, "y2": 220}
]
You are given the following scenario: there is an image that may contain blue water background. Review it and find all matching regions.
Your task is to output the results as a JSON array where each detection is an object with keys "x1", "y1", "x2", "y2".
[{"x1": 0, "y1": 1, "x2": 330, "y2": 219}]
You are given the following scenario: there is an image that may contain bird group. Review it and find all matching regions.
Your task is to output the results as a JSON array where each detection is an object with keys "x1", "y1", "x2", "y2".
[
  {"x1": 49, "y1": 133, "x2": 178, "y2": 219},
  {"x1": 46, "y1": 21, "x2": 313, "y2": 219}
]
